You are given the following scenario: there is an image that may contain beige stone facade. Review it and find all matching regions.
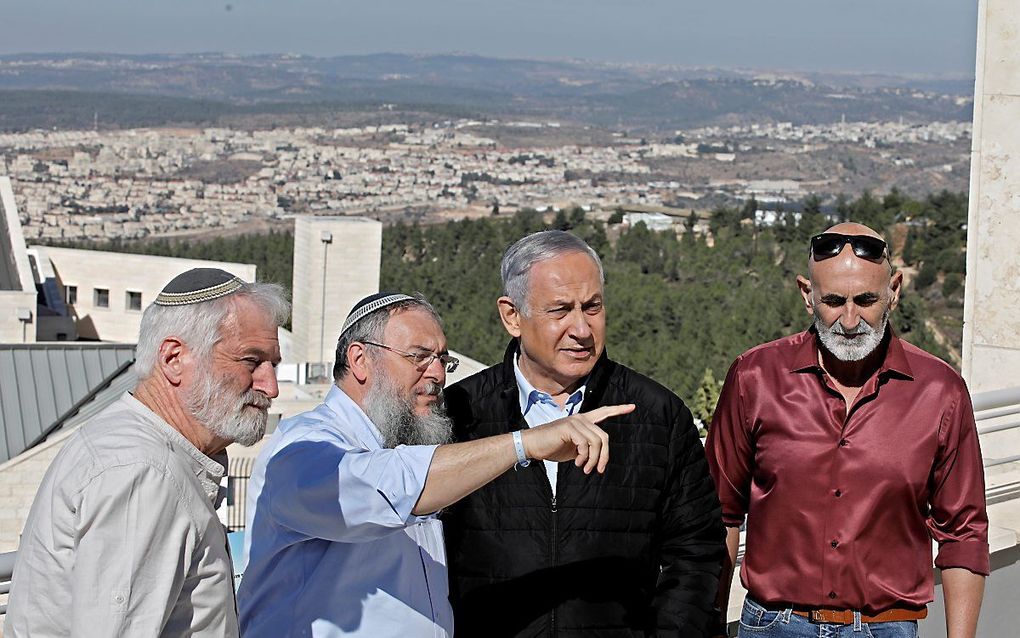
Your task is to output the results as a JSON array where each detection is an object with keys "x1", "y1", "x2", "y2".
[
  {"x1": 963, "y1": 0, "x2": 1020, "y2": 393},
  {"x1": 289, "y1": 217, "x2": 381, "y2": 372},
  {"x1": 35, "y1": 246, "x2": 256, "y2": 343},
  {"x1": 0, "y1": 177, "x2": 37, "y2": 344}
]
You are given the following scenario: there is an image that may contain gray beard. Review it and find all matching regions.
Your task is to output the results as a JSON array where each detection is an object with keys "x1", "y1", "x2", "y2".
[
  {"x1": 814, "y1": 307, "x2": 888, "y2": 362},
  {"x1": 185, "y1": 368, "x2": 271, "y2": 447},
  {"x1": 362, "y1": 375, "x2": 453, "y2": 449}
]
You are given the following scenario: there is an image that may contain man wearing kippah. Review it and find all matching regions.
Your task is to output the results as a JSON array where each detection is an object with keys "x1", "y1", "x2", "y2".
[
  {"x1": 706, "y1": 223, "x2": 987, "y2": 637},
  {"x1": 238, "y1": 292, "x2": 632, "y2": 638},
  {"x1": 5, "y1": 269, "x2": 290, "y2": 637}
]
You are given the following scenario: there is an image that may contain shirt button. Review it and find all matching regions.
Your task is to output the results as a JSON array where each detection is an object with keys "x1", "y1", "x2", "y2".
[
  {"x1": 829, "y1": 591, "x2": 837, "y2": 599},
  {"x1": 831, "y1": 540, "x2": 839, "y2": 548},
  {"x1": 834, "y1": 489, "x2": 842, "y2": 497},
  {"x1": 839, "y1": 439, "x2": 849, "y2": 447}
]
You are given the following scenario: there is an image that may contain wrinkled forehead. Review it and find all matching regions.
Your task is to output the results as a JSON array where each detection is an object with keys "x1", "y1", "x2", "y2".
[
  {"x1": 527, "y1": 251, "x2": 603, "y2": 291},
  {"x1": 810, "y1": 251, "x2": 892, "y2": 296},
  {"x1": 383, "y1": 307, "x2": 447, "y2": 348}
]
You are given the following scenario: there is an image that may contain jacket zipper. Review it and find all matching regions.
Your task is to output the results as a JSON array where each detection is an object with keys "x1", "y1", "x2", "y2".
[{"x1": 549, "y1": 493, "x2": 558, "y2": 635}]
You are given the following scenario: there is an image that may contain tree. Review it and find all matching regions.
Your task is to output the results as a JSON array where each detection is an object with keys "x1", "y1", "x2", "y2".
[{"x1": 691, "y1": 367, "x2": 724, "y2": 431}]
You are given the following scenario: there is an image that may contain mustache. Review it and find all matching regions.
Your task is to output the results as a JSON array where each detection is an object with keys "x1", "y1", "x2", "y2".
[
  {"x1": 417, "y1": 382, "x2": 444, "y2": 397},
  {"x1": 829, "y1": 321, "x2": 874, "y2": 337},
  {"x1": 243, "y1": 389, "x2": 272, "y2": 410}
]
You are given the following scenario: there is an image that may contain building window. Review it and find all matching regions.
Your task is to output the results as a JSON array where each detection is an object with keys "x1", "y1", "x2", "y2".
[
  {"x1": 126, "y1": 291, "x2": 142, "y2": 312},
  {"x1": 94, "y1": 288, "x2": 109, "y2": 308},
  {"x1": 65, "y1": 285, "x2": 77, "y2": 305}
]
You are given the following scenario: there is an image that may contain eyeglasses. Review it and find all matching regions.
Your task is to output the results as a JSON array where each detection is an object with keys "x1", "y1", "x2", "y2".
[
  {"x1": 810, "y1": 233, "x2": 888, "y2": 263},
  {"x1": 361, "y1": 341, "x2": 460, "y2": 373}
]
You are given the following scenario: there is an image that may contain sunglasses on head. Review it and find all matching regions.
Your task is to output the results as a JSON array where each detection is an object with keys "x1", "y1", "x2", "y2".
[{"x1": 810, "y1": 233, "x2": 888, "y2": 263}]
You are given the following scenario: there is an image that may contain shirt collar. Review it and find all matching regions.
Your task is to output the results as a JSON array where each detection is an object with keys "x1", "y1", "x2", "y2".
[
  {"x1": 323, "y1": 384, "x2": 387, "y2": 449},
  {"x1": 513, "y1": 354, "x2": 586, "y2": 417},
  {"x1": 790, "y1": 324, "x2": 914, "y2": 380}
]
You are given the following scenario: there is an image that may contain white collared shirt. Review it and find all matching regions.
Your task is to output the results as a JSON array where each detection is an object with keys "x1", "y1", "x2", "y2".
[
  {"x1": 238, "y1": 385, "x2": 450, "y2": 638},
  {"x1": 5, "y1": 393, "x2": 237, "y2": 638},
  {"x1": 513, "y1": 355, "x2": 586, "y2": 496}
]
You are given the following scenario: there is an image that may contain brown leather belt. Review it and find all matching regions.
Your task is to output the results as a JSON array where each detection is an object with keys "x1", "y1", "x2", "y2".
[{"x1": 791, "y1": 607, "x2": 927, "y2": 624}]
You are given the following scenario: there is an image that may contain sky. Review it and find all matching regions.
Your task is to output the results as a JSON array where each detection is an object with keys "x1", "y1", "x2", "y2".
[{"x1": 1, "y1": 0, "x2": 978, "y2": 76}]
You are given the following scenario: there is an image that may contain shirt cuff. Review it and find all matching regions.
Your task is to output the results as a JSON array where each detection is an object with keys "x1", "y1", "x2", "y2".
[
  {"x1": 369, "y1": 444, "x2": 439, "y2": 524},
  {"x1": 935, "y1": 539, "x2": 990, "y2": 576}
]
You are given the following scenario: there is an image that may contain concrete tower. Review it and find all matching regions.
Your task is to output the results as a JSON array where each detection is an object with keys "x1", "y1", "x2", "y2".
[{"x1": 290, "y1": 216, "x2": 382, "y2": 378}]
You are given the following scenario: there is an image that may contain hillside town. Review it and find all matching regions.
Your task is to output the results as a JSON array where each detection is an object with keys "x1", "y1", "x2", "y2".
[{"x1": 0, "y1": 116, "x2": 970, "y2": 241}]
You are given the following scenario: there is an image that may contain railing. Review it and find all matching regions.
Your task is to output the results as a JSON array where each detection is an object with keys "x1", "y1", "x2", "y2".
[
  {"x1": 226, "y1": 456, "x2": 255, "y2": 532},
  {"x1": 976, "y1": 386, "x2": 1020, "y2": 469},
  {"x1": 1, "y1": 549, "x2": 14, "y2": 615}
]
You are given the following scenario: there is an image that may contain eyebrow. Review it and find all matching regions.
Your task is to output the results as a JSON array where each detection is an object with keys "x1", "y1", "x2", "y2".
[
  {"x1": 819, "y1": 292, "x2": 880, "y2": 305},
  {"x1": 241, "y1": 346, "x2": 282, "y2": 364}
]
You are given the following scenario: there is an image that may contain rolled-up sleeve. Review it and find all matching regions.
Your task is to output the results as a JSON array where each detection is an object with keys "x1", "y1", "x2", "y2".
[
  {"x1": 705, "y1": 357, "x2": 753, "y2": 528},
  {"x1": 929, "y1": 387, "x2": 990, "y2": 575},
  {"x1": 266, "y1": 439, "x2": 438, "y2": 543}
]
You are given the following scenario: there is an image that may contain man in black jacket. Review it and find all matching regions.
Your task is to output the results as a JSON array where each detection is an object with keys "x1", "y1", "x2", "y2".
[{"x1": 443, "y1": 230, "x2": 725, "y2": 637}]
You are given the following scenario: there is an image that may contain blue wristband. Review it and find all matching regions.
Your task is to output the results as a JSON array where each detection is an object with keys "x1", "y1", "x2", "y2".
[{"x1": 512, "y1": 430, "x2": 531, "y2": 467}]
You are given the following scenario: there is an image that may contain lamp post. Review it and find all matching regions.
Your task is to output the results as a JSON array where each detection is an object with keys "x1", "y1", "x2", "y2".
[{"x1": 318, "y1": 230, "x2": 333, "y2": 378}]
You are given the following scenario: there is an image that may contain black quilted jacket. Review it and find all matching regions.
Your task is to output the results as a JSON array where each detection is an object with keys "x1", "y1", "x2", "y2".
[{"x1": 442, "y1": 341, "x2": 725, "y2": 637}]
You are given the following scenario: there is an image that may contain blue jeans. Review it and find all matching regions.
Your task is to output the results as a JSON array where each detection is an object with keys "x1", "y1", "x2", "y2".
[{"x1": 737, "y1": 597, "x2": 919, "y2": 638}]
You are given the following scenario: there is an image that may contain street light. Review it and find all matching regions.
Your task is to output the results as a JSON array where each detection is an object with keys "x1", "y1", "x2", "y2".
[{"x1": 319, "y1": 230, "x2": 333, "y2": 379}]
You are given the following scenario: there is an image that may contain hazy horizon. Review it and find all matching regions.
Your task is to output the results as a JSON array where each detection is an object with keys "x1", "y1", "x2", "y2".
[{"x1": 2, "y1": 1, "x2": 978, "y2": 77}]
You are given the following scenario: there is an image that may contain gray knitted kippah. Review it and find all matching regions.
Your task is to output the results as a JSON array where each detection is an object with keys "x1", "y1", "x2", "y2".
[
  {"x1": 339, "y1": 292, "x2": 414, "y2": 337},
  {"x1": 154, "y1": 268, "x2": 246, "y2": 306}
]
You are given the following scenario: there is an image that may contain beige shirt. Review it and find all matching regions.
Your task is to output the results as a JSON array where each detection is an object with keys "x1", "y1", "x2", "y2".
[{"x1": 4, "y1": 393, "x2": 238, "y2": 637}]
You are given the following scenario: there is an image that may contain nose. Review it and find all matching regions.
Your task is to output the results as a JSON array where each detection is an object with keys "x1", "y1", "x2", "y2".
[
  {"x1": 254, "y1": 362, "x2": 280, "y2": 399},
  {"x1": 568, "y1": 308, "x2": 593, "y2": 340},
  {"x1": 423, "y1": 354, "x2": 446, "y2": 386},
  {"x1": 839, "y1": 303, "x2": 861, "y2": 331}
]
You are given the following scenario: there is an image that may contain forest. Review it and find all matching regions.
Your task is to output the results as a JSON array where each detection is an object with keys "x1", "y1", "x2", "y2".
[{"x1": 51, "y1": 189, "x2": 967, "y2": 424}]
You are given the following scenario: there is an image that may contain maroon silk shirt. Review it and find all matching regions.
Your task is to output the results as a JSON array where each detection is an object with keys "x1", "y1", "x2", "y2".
[{"x1": 705, "y1": 328, "x2": 988, "y2": 614}]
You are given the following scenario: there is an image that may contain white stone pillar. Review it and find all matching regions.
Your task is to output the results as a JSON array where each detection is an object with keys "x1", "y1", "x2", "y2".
[{"x1": 962, "y1": 0, "x2": 1020, "y2": 392}]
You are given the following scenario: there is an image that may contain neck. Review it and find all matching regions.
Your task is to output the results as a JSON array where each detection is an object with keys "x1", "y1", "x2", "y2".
[
  {"x1": 133, "y1": 378, "x2": 230, "y2": 457},
  {"x1": 517, "y1": 355, "x2": 584, "y2": 408},
  {"x1": 338, "y1": 376, "x2": 369, "y2": 412}
]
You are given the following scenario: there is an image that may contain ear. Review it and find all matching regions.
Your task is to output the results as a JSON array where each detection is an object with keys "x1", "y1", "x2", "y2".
[
  {"x1": 157, "y1": 337, "x2": 187, "y2": 386},
  {"x1": 347, "y1": 342, "x2": 371, "y2": 384},
  {"x1": 796, "y1": 275, "x2": 814, "y2": 317},
  {"x1": 887, "y1": 270, "x2": 903, "y2": 312},
  {"x1": 497, "y1": 296, "x2": 523, "y2": 338}
]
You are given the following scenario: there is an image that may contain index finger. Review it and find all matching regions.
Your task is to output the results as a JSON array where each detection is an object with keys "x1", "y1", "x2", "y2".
[{"x1": 582, "y1": 404, "x2": 635, "y2": 424}]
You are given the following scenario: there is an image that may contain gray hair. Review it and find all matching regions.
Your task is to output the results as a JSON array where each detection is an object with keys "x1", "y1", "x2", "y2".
[
  {"x1": 135, "y1": 282, "x2": 291, "y2": 379},
  {"x1": 501, "y1": 230, "x2": 604, "y2": 315},
  {"x1": 333, "y1": 293, "x2": 442, "y2": 381}
]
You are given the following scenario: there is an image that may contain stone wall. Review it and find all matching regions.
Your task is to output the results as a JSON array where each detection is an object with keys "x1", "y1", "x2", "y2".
[
  {"x1": 0, "y1": 427, "x2": 75, "y2": 554},
  {"x1": 963, "y1": 0, "x2": 1020, "y2": 393}
]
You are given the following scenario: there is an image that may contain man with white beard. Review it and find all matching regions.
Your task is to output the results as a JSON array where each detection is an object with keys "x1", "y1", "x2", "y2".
[
  {"x1": 705, "y1": 223, "x2": 988, "y2": 638},
  {"x1": 5, "y1": 268, "x2": 289, "y2": 638},
  {"x1": 238, "y1": 292, "x2": 632, "y2": 638}
]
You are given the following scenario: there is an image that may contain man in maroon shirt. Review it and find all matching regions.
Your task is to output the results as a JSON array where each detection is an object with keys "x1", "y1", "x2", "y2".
[{"x1": 706, "y1": 222, "x2": 988, "y2": 638}]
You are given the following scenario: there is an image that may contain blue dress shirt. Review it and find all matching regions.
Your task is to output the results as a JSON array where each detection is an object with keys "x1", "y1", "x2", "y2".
[
  {"x1": 513, "y1": 356, "x2": 586, "y2": 496},
  {"x1": 238, "y1": 385, "x2": 451, "y2": 638}
]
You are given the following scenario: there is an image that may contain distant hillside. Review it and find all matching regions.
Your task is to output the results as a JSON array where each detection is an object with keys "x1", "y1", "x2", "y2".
[{"x1": 0, "y1": 53, "x2": 972, "y2": 132}]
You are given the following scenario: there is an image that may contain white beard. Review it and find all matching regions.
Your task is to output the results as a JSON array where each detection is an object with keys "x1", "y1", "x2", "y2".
[
  {"x1": 362, "y1": 373, "x2": 453, "y2": 448},
  {"x1": 814, "y1": 308, "x2": 888, "y2": 362},
  {"x1": 186, "y1": 369, "x2": 271, "y2": 447}
]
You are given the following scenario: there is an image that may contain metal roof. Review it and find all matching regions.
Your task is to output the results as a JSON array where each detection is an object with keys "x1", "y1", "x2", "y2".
[{"x1": 0, "y1": 343, "x2": 135, "y2": 463}]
